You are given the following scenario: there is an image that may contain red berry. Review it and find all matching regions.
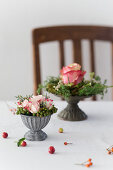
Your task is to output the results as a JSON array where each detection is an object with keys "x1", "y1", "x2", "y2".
[
  {"x1": 64, "y1": 142, "x2": 67, "y2": 145},
  {"x1": 108, "y1": 150, "x2": 112, "y2": 154},
  {"x1": 48, "y1": 146, "x2": 55, "y2": 154},
  {"x1": 89, "y1": 162, "x2": 93, "y2": 166},
  {"x1": 88, "y1": 158, "x2": 92, "y2": 162},
  {"x1": 111, "y1": 147, "x2": 113, "y2": 152},
  {"x1": 21, "y1": 141, "x2": 27, "y2": 147},
  {"x1": 85, "y1": 164, "x2": 90, "y2": 167},
  {"x1": 2, "y1": 132, "x2": 8, "y2": 138}
]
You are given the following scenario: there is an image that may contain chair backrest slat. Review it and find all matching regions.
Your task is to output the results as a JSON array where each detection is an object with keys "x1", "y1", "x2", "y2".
[
  {"x1": 59, "y1": 40, "x2": 65, "y2": 69},
  {"x1": 32, "y1": 42, "x2": 41, "y2": 95},
  {"x1": 90, "y1": 40, "x2": 95, "y2": 73},
  {"x1": 73, "y1": 39, "x2": 82, "y2": 65},
  {"x1": 112, "y1": 43, "x2": 113, "y2": 100},
  {"x1": 90, "y1": 40, "x2": 96, "y2": 100}
]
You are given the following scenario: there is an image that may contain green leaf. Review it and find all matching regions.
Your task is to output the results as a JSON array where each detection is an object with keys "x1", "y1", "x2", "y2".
[
  {"x1": 37, "y1": 84, "x2": 44, "y2": 94},
  {"x1": 95, "y1": 76, "x2": 101, "y2": 81},
  {"x1": 17, "y1": 138, "x2": 25, "y2": 147},
  {"x1": 104, "y1": 79, "x2": 107, "y2": 84}
]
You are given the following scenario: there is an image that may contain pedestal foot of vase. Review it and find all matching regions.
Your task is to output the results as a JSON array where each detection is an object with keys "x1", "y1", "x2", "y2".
[
  {"x1": 58, "y1": 96, "x2": 88, "y2": 121},
  {"x1": 58, "y1": 105, "x2": 87, "y2": 121},
  {"x1": 24, "y1": 130, "x2": 47, "y2": 141}
]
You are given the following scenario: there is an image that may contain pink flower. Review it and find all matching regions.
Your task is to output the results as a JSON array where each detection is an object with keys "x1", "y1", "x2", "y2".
[{"x1": 60, "y1": 63, "x2": 86, "y2": 85}]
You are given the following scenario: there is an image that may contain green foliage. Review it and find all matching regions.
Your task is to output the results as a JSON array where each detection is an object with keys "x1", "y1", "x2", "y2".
[
  {"x1": 37, "y1": 72, "x2": 110, "y2": 99},
  {"x1": 77, "y1": 83, "x2": 107, "y2": 96},
  {"x1": 17, "y1": 138, "x2": 25, "y2": 147},
  {"x1": 95, "y1": 76, "x2": 101, "y2": 81},
  {"x1": 37, "y1": 84, "x2": 44, "y2": 94}
]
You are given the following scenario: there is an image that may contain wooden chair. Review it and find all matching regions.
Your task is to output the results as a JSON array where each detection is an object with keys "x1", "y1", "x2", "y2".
[{"x1": 32, "y1": 25, "x2": 113, "y2": 99}]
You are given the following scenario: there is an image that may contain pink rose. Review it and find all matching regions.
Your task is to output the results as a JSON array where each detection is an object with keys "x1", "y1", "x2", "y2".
[{"x1": 60, "y1": 63, "x2": 86, "y2": 85}]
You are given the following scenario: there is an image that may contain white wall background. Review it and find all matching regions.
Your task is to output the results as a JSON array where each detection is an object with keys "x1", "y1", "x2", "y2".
[{"x1": 0, "y1": 0, "x2": 113, "y2": 100}]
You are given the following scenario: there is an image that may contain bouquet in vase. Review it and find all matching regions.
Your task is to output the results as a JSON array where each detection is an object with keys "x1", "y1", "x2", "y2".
[{"x1": 38, "y1": 63, "x2": 112, "y2": 121}]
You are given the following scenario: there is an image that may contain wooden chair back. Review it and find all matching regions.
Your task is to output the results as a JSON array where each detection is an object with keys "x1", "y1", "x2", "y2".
[{"x1": 32, "y1": 25, "x2": 113, "y2": 99}]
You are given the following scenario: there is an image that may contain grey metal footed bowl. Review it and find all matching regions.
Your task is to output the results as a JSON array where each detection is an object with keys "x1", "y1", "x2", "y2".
[
  {"x1": 21, "y1": 114, "x2": 51, "y2": 141},
  {"x1": 58, "y1": 96, "x2": 91, "y2": 121}
]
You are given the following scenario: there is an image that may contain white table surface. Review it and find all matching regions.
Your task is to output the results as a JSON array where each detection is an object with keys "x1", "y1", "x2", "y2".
[{"x1": 0, "y1": 101, "x2": 113, "y2": 170}]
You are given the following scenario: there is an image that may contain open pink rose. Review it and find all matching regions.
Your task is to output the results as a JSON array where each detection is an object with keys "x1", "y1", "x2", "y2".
[{"x1": 60, "y1": 63, "x2": 86, "y2": 85}]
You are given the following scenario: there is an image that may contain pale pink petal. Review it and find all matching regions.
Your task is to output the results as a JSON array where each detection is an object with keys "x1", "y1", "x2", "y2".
[
  {"x1": 62, "y1": 70, "x2": 86, "y2": 85},
  {"x1": 60, "y1": 63, "x2": 81, "y2": 75}
]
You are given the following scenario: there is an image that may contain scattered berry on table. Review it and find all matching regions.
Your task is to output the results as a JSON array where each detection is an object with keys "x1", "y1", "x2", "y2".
[
  {"x1": 17, "y1": 138, "x2": 27, "y2": 147},
  {"x1": 85, "y1": 164, "x2": 90, "y2": 167},
  {"x1": 89, "y1": 162, "x2": 93, "y2": 166},
  {"x1": 108, "y1": 150, "x2": 112, "y2": 154},
  {"x1": 64, "y1": 142, "x2": 72, "y2": 145},
  {"x1": 111, "y1": 147, "x2": 113, "y2": 152},
  {"x1": 75, "y1": 158, "x2": 93, "y2": 168},
  {"x1": 106, "y1": 145, "x2": 113, "y2": 154},
  {"x1": 48, "y1": 146, "x2": 55, "y2": 154},
  {"x1": 21, "y1": 141, "x2": 27, "y2": 147},
  {"x1": 64, "y1": 142, "x2": 67, "y2": 145},
  {"x1": 88, "y1": 158, "x2": 92, "y2": 162},
  {"x1": 2, "y1": 132, "x2": 8, "y2": 138},
  {"x1": 59, "y1": 128, "x2": 63, "y2": 133}
]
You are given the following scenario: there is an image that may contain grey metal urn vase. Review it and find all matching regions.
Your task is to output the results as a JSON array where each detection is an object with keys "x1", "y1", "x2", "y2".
[
  {"x1": 58, "y1": 96, "x2": 90, "y2": 121},
  {"x1": 21, "y1": 114, "x2": 51, "y2": 141}
]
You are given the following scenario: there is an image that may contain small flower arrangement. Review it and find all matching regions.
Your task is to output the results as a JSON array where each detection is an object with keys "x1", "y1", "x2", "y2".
[
  {"x1": 16, "y1": 95, "x2": 57, "y2": 117},
  {"x1": 38, "y1": 63, "x2": 111, "y2": 99}
]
